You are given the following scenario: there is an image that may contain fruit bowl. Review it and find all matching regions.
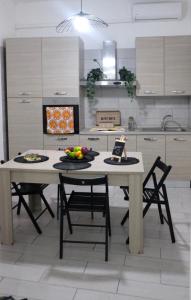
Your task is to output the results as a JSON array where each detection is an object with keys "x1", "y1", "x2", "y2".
[
  {"x1": 64, "y1": 146, "x2": 89, "y2": 160},
  {"x1": 59, "y1": 146, "x2": 94, "y2": 163}
]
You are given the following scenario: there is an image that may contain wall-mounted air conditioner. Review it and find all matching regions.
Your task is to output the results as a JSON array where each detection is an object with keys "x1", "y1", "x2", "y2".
[{"x1": 132, "y1": 2, "x2": 182, "y2": 21}]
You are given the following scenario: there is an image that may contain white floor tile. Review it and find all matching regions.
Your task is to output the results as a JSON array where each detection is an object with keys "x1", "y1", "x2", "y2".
[
  {"x1": 0, "y1": 250, "x2": 22, "y2": 263},
  {"x1": 17, "y1": 253, "x2": 86, "y2": 273},
  {"x1": 118, "y1": 279, "x2": 189, "y2": 300},
  {"x1": 161, "y1": 270, "x2": 190, "y2": 287},
  {"x1": 0, "y1": 262, "x2": 48, "y2": 281},
  {"x1": 0, "y1": 278, "x2": 76, "y2": 300},
  {"x1": 42, "y1": 268, "x2": 119, "y2": 293},
  {"x1": 85, "y1": 262, "x2": 160, "y2": 283},
  {"x1": 74, "y1": 289, "x2": 152, "y2": 300}
]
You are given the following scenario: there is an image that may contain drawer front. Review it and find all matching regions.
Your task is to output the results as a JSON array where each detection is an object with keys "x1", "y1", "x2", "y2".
[
  {"x1": 79, "y1": 135, "x2": 108, "y2": 151},
  {"x1": 108, "y1": 135, "x2": 136, "y2": 151},
  {"x1": 43, "y1": 135, "x2": 80, "y2": 147},
  {"x1": 166, "y1": 135, "x2": 191, "y2": 180},
  {"x1": 137, "y1": 135, "x2": 165, "y2": 174}
]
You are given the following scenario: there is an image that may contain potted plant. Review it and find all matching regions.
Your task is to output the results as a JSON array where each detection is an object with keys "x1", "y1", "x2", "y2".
[
  {"x1": 119, "y1": 67, "x2": 136, "y2": 98},
  {"x1": 86, "y1": 68, "x2": 104, "y2": 99}
]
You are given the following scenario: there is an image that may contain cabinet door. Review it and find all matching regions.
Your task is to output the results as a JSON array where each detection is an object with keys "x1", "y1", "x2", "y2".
[
  {"x1": 165, "y1": 36, "x2": 191, "y2": 96},
  {"x1": 8, "y1": 98, "x2": 43, "y2": 158},
  {"x1": 6, "y1": 38, "x2": 42, "y2": 97},
  {"x1": 108, "y1": 135, "x2": 136, "y2": 151},
  {"x1": 137, "y1": 135, "x2": 165, "y2": 174},
  {"x1": 166, "y1": 135, "x2": 191, "y2": 180},
  {"x1": 79, "y1": 136, "x2": 108, "y2": 151},
  {"x1": 136, "y1": 37, "x2": 164, "y2": 96},
  {"x1": 42, "y1": 37, "x2": 80, "y2": 97}
]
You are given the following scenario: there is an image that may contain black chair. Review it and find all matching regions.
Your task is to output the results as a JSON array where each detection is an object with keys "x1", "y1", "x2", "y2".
[
  {"x1": 1, "y1": 160, "x2": 55, "y2": 234},
  {"x1": 120, "y1": 156, "x2": 175, "y2": 244},
  {"x1": 59, "y1": 174, "x2": 111, "y2": 261}
]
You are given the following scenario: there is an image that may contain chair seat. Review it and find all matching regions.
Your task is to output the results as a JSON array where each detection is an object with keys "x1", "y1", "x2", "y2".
[
  {"x1": 121, "y1": 186, "x2": 160, "y2": 203},
  {"x1": 68, "y1": 191, "x2": 106, "y2": 212},
  {"x1": 12, "y1": 183, "x2": 48, "y2": 196}
]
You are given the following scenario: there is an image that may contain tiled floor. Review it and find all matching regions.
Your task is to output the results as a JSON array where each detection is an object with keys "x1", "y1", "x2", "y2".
[{"x1": 0, "y1": 183, "x2": 190, "y2": 300}]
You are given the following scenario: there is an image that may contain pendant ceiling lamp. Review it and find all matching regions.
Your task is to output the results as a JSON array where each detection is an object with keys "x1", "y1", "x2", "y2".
[{"x1": 56, "y1": 0, "x2": 108, "y2": 32}]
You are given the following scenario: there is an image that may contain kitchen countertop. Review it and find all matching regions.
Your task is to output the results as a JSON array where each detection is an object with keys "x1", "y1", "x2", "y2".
[{"x1": 80, "y1": 128, "x2": 191, "y2": 135}]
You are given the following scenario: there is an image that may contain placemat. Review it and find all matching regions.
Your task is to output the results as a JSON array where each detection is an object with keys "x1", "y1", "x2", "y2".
[
  {"x1": 59, "y1": 154, "x2": 94, "y2": 163},
  {"x1": 14, "y1": 155, "x2": 49, "y2": 164},
  {"x1": 88, "y1": 150, "x2": 100, "y2": 157},
  {"x1": 53, "y1": 162, "x2": 91, "y2": 170},
  {"x1": 104, "y1": 157, "x2": 139, "y2": 165}
]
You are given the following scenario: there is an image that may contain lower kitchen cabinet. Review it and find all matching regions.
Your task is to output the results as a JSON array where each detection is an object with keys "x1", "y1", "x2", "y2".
[
  {"x1": 43, "y1": 134, "x2": 79, "y2": 151},
  {"x1": 79, "y1": 135, "x2": 108, "y2": 151},
  {"x1": 108, "y1": 135, "x2": 136, "y2": 151},
  {"x1": 8, "y1": 98, "x2": 43, "y2": 158},
  {"x1": 137, "y1": 135, "x2": 165, "y2": 174},
  {"x1": 166, "y1": 135, "x2": 191, "y2": 180}
]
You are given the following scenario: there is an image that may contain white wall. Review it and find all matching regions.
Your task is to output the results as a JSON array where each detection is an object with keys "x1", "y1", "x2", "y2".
[
  {"x1": 15, "y1": 0, "x2": 191, "y2": 48},
  {"x1": 0, "y1": 0, "x2": 15, "y2": 159}
]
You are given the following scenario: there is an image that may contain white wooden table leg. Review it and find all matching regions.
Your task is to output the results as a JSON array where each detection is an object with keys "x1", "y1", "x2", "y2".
[
  {"x1": 0, "y1": 169, "x2": 14, "y2": 245},
  {"x1": 129, "y1": 174, "x2": 143, "y2": 254}
]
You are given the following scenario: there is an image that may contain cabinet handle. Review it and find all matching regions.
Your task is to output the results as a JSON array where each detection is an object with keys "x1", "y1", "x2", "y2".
[
  {"x1": 19, "y1": 99, "x2": 31, "y2": 103},
  {"x1": 54, "y1": 91, "x2": 67, "y2": 96},
  {"x1": 171, "y1": 90, "x2": 185, "y2": 94},
  {"x1": 144, "y1": 138, "x2": 158, "y2": 142},
  {"x1": 174, "y1": 138, "x2": 186, "y2": 142},
  {"x1": 19, "y1": 92, "x2": 31, "y2": 96},
  {"x1": 88, "y1": 137, "x2": 100, "y2": 141},
  {"x1": 144, "y1": 90, "x2": 157, "y2": 95},
  {"x1": 57, "y1": 137, "x2": 68, "y2": 141}
]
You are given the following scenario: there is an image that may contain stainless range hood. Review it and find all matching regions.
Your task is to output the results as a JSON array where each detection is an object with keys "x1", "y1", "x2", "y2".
[{"x1": 81, "y1": 40, "x2": 126, "y2": 87}]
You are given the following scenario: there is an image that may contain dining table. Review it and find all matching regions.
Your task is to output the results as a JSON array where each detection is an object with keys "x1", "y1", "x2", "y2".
[{"x1": 0, "y1": 150, "x2": 144, "y2": 255}]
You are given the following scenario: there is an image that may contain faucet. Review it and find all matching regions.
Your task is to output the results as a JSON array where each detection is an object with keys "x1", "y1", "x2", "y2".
[{"x1": 161, "y1": 114, "x2": 173, "y2": 131}]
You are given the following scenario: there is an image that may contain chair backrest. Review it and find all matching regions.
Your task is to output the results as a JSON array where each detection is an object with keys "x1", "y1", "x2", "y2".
[
  {"x1": 59, "y1": 174, "x2": 109, "y2": 206},
  {"x1": 143, "y1": 156, "x2": 172, "y2": 198},
  {"x1": 59, "y1": 174, "x2": 108, "y2": 187}
]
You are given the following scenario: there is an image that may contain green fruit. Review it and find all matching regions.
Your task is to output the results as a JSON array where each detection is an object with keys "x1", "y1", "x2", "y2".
[
  {"x1": 69, "y1": 152, "x2": 76, "y2": 159},
  {"x1": 74, "y1": 146, "x2": 82, "y2": 152}
]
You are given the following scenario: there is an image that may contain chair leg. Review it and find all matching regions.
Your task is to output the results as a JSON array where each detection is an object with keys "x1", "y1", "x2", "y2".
[
  {"x1": 105, "y1": 210, "x2": 109, "y2": 262},
  {"x1": 60, "y1": 207, "x2": 64, "y2": 259},
  {"x1": 65, "y1": 207, "x2": 73, "y2": 234},
  {"x1": 40, "y1": 192, "x2": 55, "y2": 218},
  {"x1": 143, "y1": 202, "x2": 151, "y2": 217},
  {"x1": 19, "y1": 195, "x2": 42, "y2": 234},
  {"x1": 57, "y1": 184, "x2": 60, "y2": 220},
  {"x1": 157, "y1": 203, "x2": 164, "y2": 224},
  {"x1": 108, "y1": 210, "x2": 111, "y2": 237},
  {"x1": 91, "y1": 211, "x2": 94, "y2": 220},
  {"x1": 17, "y1": 197, "x2": 22, "y2": 215},
  {"x1": 165, "y1": 201, "x2": 176, "y2": 243},
  {"x1": 106, "y1": 200, "x2": 111, "y2": 236},
  {"x1": 121, "y1": 210, "x2": 129, "y2": 226}
]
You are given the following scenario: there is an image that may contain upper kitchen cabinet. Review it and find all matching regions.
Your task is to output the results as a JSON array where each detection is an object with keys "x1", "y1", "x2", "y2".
[
  {"x1": 136, "y1": 37, "x2": 164, "y2": 96},
  {"x1": 164, "y1": 36, "x2": 191, "y2": 96},
  {"x1": 42, "y1": 37, "x2": 83, "y2": 98},
  {"x1": 6, "y1": 38, "x2": 42, "y2": 98}
]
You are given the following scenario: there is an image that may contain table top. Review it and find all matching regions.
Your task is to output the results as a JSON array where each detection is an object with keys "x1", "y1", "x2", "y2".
[{"x1": 0, "y1": 150, "x2": 144, "y2": 175}]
